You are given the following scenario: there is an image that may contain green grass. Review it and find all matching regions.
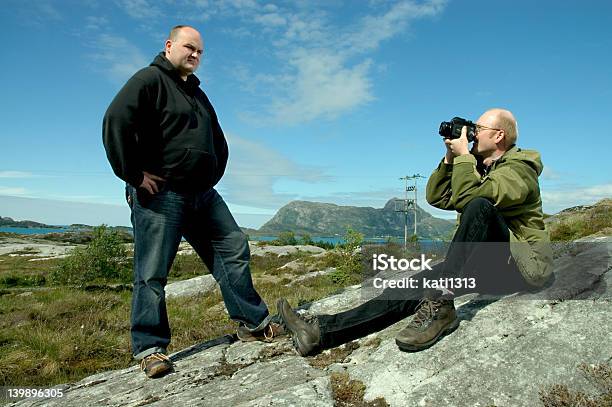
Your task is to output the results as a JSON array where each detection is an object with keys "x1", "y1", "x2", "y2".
[
  {"x1": 0, "y1": 255, "x2": 61, "y2": 289},
  {"x1": 0, "y1": 288, "x2": 133, "y2": 386},
  {"x1": 0, "y1": 248, "x2": 352, "y2": 388}
]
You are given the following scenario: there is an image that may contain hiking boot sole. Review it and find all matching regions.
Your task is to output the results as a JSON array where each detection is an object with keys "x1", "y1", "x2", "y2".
[
  {"x1": 395, "y1": 318, "x2": 460, "y2": 352},
  {"x1": 144, "y1": 361, "x2": 173, "y2": 378},
  {"x1": 293, "y1": 333, "x2": 318, "y2": 357}
]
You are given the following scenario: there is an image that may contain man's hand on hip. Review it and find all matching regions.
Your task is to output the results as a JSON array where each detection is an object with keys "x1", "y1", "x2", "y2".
[{"x1": 140, "y1": 172, "x2": 166, "y2": 195}]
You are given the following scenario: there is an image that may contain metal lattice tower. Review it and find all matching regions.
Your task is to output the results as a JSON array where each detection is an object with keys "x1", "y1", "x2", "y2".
[{"x1": 395, "y1": 174, "x2": 426, "y2": 248}]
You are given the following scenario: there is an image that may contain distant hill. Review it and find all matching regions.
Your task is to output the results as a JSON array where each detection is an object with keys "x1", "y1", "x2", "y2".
[
  {"x1": 258, "y1": 198, "x2": 455, "y2": 239},
  {"x1": 545, "y1": 198, "x2": 612, "y2": 240},
  {"x1": 0, "y1": 216, "x2": 62, "y2": 229}
]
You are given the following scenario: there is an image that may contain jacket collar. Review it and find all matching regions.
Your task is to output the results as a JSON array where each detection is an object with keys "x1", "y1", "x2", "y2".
[{"x1": 150, "y1": 52, "x2": 201, "y2": 95}]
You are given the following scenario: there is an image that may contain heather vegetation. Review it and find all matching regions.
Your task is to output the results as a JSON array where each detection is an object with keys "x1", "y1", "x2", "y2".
[
  {"x1": 548, "y1": 199, "x2": 612, "y2": 241},
  {"x1": 0, "y1": 226, "x2": 364, "y2": 388}
]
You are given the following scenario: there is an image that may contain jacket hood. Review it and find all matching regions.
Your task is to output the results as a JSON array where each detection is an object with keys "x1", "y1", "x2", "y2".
[
  {"x1": 502, "y1": 145, "x2": 544, "y2": 176},
  {"x1": 150, "y1": 52, "x2": 200, "y2": 92}
]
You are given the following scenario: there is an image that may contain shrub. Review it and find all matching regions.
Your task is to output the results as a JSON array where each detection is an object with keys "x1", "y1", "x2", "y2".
[
  {"x1": 300, "y1": 233, "x2": 313, "y2": 245},
  {"x1": 276, "y1": 231, "x2": 298, "y2": 246},
  {"x1": 329, "y1": 227, "x2": 364, "y2": 285},
  {"x1": 311, "y1": 239, "x2": 337, "y2": 250},
  {"x1": 49, "y1": 225, "x2": 131, "y2": 286}
]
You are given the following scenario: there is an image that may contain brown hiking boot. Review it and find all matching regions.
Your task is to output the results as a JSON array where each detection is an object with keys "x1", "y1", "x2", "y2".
[
  {"x1": 236, "y1": 322, "x2": 285, "y2": 343},
  {"x1": 277, "y1": 298, "x2": 320, "y2": 356},
  {"x1": 395, "y1": 298, "x2": 459, "y2": 352},
  {"x1": 140, "y1": 353, "x2": 173, "y2": 378}
]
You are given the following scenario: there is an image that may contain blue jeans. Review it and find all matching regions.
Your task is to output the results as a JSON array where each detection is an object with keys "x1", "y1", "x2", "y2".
[{"x1": 126, "y1": 185, "x2": 271, "y2": 359}]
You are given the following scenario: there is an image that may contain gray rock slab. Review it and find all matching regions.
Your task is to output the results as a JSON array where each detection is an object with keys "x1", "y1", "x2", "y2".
[
  {"x1": 225, "y1": 337, "x2": 296, "y2": 365},
  {"x1": 0, "y1": 242, "x2": 76, "y2": 257},
  {"x1": 11, "y1": 338, "x2": 232, "y2": 407},
  {"x1": 523, "y1": 237, "x2": 611, "y2": 301},
  {"x1": 235, "y1": 376, "x2": 333, "y2": 407},
  {"x1": 337, "y1": 298, "x2": 611, "y2": 407},
  {"x1": 165, "y1": 274, "x2": 218, "y2": 299},
  {"x1": 249, "y1": 244, "x2": 326, "y2": 257},
  {"x1": 156, "y1": 356, "x2": 328, "y2": 406}
]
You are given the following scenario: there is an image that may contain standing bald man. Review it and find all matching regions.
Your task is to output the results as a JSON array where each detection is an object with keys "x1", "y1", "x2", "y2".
[
  {"x1": 103, "y1": 25, "x2": 282, "y2": 378},
  {"x1": 277, "y1": 108, "x2": 552, "y2": 356}
]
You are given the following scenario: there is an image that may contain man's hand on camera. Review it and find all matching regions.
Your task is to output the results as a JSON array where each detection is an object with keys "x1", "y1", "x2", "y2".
[
  {"x1": 140, "y1": 171, "x2": 166, "y2": 195},
  {"x1": 444, "y1": 125, "x2": 470, "y2": 162}
]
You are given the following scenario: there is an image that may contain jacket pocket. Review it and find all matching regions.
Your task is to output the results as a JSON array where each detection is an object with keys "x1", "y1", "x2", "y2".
[{"x1": 165, "y1": 148, "x2": 218, "y2": 190}]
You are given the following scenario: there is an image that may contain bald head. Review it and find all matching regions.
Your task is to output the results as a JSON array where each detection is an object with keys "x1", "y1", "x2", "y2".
[
  {"x1": 480, "y1": 108, "x2": 518, "y2": 148},
  {"x1": 168, "y1": 25, "x2": 198, "y2": 41},
  {"x1": 164, "y1": 25, "x2": 203, "y2": 80}
]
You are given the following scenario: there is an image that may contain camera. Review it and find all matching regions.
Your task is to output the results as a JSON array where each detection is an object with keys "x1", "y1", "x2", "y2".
[{"x1": 439, "y1": 117, "x2": 476, "y2": 142}]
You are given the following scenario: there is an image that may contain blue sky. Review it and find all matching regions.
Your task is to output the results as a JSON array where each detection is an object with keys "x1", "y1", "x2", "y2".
[{"x1": 1, "y1": 0, "x2": 610, "y2": 228}]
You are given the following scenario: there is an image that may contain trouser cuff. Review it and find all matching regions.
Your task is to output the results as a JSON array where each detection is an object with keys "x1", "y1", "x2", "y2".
[
  {"x1": 246, "y1": 314, "x2": 273, "y2": 332},
  {"x1": 134, "y1": 346, "x2": 167, "y2": 361}
]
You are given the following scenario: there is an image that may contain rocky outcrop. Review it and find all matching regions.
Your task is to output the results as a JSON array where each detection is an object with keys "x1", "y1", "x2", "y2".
[
  {"x1": 11, "y1": 237, "x2": 611, "y2": 407},
  {"x1": 165, "y1": 274, "x2": 218, "y2": 299},
  {"x1": 248, "y1": 243, "x2": 326, "y2": 257}
]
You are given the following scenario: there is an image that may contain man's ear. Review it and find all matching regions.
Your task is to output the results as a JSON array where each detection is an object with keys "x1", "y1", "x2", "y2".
[
  {"x1": 495, "y1": 130, "x2": 505, "y2": 144},
  {"x1": 164, "y1": 40, "x2": 172, "y2": 55}
]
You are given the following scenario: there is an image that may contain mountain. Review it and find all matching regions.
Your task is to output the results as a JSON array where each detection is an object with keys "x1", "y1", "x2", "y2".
[{"x1": 258, "y1": 198, "x2": 455, "y2": 239}]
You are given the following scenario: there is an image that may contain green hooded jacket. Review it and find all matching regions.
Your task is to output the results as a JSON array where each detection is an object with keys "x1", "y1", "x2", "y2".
[{"x1": 426, "y1": 145, "x2": 553, "y2": 287}]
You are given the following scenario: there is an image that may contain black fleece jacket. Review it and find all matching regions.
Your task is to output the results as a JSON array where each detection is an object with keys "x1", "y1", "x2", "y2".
[{"x1": 102, "y1": 53, "x2": 228, "y2": 192}]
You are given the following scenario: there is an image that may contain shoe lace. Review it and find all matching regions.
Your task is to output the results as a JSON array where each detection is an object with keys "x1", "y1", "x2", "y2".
[
  {"x1": 140, "y1": 353, "x2": 170, "y2": 371},
  {"x1": 408, "y1": 299, "x2": 442, "y2": 328},
  {"x1": 264, "y1": 323, "x2": 276, "y2": 341}
]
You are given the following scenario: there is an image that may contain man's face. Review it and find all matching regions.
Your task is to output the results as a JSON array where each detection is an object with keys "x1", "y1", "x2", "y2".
[
  {"x1": 473, "y1": 112, "x2": 502, "y2": 157},
  {"x1": 165, "y1": 27, "x2": 203, "y2": 77}
]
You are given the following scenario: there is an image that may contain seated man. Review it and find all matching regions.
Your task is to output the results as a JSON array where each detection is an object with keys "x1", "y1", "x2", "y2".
[{"x1": 277, "y1": 108, "x2": 553, "y2": 356}]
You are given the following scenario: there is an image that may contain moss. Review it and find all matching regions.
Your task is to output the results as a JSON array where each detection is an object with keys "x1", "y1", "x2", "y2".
[
  {"x1": 308, "y1": 341, "x2": 360, "y2": 369},
  {"x1": 362, "y1": 337, "x2": 382, "y2": 349},
  {"x1": 330, "y1": 372, "x2": 389, "y2": 407},
  {"x1": 539, "y1": 362, "x2": 612, "y2": 407}
]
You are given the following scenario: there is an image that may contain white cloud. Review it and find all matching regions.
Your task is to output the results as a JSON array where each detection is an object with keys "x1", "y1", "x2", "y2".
[
  {"x1": 114, "y1": 0, "x2": 161, "y2": 19},
  {"x1": 0, "y1": 171, "x2": 35, "y2": 179},
  {"x1": 230, "y1": 0, "x2": 447, "y2": 125},
  {"x1": 90, "y1": 34, "x2": 149, "y2": 83},
  {"x1": 85, "y1": 16, "x2": 109, "y2": 31},
  {"x1": 0, "y1": 186, "x2": 28, "y2": 196},
  {"x1": 542, "y1": 183, "x2": 612, "y2": 214},
  {"x1": 37, "y1": 2, "x2": 63, "y2": 21},
  {"x1": 219, "y1": 133, "x2": 327, "y2": 209},
  {"x1": 254, "y1": 12, "x2": 287, "y2": 28},
  {"x1": 340, "y1": 0, "x2": 446, "y2": 55},
  {"x1": 269, "y1": 51, "x2": 374, "y2": 124},
  {"x1": 541, "y1": 166, "x2": 562, "y2": 181}
]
